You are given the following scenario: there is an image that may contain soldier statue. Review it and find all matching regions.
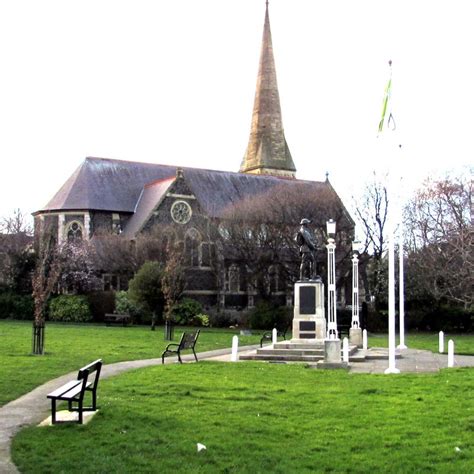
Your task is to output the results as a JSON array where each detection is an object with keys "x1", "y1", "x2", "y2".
[{"x1": 295, "y1": 218, "x2": 320, "y2": 281}]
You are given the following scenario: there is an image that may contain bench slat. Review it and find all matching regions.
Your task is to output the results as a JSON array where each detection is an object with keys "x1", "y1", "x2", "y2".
[
  {"x1": 48, "y1": 381, "x2": 92, "y2": 400},
  {"x1": 47, "y1": 380, "x2": 82, "y2": 399}
]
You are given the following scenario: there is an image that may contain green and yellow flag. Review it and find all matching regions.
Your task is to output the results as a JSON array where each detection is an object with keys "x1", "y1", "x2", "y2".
[{"x1": 378, "y1": 61, "x2": 395, "y2": 134}]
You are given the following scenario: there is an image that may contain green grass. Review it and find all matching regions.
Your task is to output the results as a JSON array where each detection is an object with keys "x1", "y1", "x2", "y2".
[
  {"x1": 0, "y1": 320, "x2": 262, "y2": 406},
  {"x1": 12, "y1": 362, "x2": 474, "y2": 473},
  {"x1": 369, "y1": 332, "x2": 474, "y2": 355}
]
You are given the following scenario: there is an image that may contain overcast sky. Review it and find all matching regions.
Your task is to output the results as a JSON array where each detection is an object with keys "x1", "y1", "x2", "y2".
[{"x1": 0, "y1": 0, "x2": 472, "y2": 224}]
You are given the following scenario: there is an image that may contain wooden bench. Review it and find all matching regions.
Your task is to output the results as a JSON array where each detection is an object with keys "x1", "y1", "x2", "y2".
[
  {"x1": 260, "y1": 325, "x2": 290, "y2": 347},
  {"x1": 47, "y1": 359, "x2": 102, "y2": 424},
  {"x1": 104, "y1": 313, "x2": 131, "y2": 326},
  {"x1": 161, "y1": 330, "x2": 200, "y2": 364}
]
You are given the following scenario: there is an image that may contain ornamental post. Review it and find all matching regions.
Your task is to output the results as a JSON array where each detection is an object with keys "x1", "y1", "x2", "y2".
[{"x1": 326, "y1": 219, "x2": 338, "y2": 340}]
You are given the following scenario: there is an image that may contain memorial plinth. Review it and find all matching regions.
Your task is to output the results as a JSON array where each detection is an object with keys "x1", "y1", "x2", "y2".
[
  {"x1": 292, "y1": 281, "x2": 326, "y2": 342},
  {"x1": 350, "y1": 327, "x2": 363, "y2": 348}
]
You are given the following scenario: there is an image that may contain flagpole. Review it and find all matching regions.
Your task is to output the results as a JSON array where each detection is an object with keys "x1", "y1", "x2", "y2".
[
  {"x1": 398, "y1": 192, "x2": 407, "y2": 349},
  {"x1": 385, "y1": 160, "x2": 400, "y2": 374},
  {"x1": 380, "y1": 60, "x2": 399, "y2": 374}
]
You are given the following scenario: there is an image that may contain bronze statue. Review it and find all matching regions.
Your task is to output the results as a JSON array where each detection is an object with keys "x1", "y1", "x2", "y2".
[{"x1": 295, "y1": 218, "x2": 319, "y2": 281}]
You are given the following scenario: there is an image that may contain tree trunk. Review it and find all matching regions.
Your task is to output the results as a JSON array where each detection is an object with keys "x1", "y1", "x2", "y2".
[
  {"x1": 32, "y1": 296, "x2": 47, "y2": 354},
  {"x1": 151, "y1": 311, "x2": 156, "y2": 331},
  {"x1": 32, "y1": 322, "x2": 45, "y2": 355},
  {"x1": 164, "y1": 319, "x2": 174, "y2": 341}
]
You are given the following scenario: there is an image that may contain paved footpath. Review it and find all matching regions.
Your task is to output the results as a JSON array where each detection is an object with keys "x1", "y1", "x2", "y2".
[{"x1": 1, "y1": 346, "x2": 473, "y2": 474}]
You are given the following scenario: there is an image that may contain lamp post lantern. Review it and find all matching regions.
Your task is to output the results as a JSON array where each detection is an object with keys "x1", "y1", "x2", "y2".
[{"x1": 326, "y1": 219, "x2": 338, "y2": 340}]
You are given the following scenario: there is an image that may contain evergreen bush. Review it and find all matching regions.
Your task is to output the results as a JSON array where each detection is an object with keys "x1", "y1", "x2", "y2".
[
  {"x1": 171, "y1": 298, "x2": 203, "y2": 325},
  {"x1": 48, "y1": 295, "x2": 92, "y2": 323},
  {"x1": 87, "y1": 291, "x2": 115, "y2": 322},
  {"x1": 115, "y1": 290, "x2": 146, "y2": 323},
  {"x1": 193, "y1": 314, "x2": 210, "y2": 327},
  {"x1": 248, "y1": 301, "x2": 291, "y2": 330},
  {"x1": 0, "y1": 292, "x2": 34, "y2": 320}
]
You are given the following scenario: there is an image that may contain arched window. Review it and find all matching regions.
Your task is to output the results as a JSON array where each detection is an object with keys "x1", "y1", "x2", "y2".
[
  {"x1": 185, "y1": 228, "x2": 201, "y2": 267},
  {"x1": 226, "y1": 264, "x2": 240, "y2": 293},
  {"x1": 66, "y1": 221, "x2": 84, "y2": 243}
]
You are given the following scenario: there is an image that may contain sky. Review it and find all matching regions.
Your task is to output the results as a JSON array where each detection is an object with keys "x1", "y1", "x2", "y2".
[{"x1": 0, "y1": 0, "x2": 472, "y2": 225}]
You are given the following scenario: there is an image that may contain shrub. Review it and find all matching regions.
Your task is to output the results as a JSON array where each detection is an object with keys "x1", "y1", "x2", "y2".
[
  {"x1": 366, "y1": 309, "x2": 388, "y2": 333},
  {"x1": 193, "y1": 314, "x2": 210, "y2": 327},
  {"x1": 207, "y1": 310, "x2": 240, "y2": 328},
  {"x1": 171, "y1": 298, "x2": 203, "y2": 325},
  {"x1": 115, "y1": 291, "x2": 147, "y2": 324},
  {"x1": 128, "y1": 262, "x2": 164, "y2": 328},
  {"x1": 48, "y1": 295, "x2": 92, "y2": 323},
  {"x1": 248, "y1": 301, "x2": 292, "y2": 330},
  {"x1": 0, "y1": 292, "x2": 34, "y2": 320},
  {"x1": 87, "y1": 291, "x2": 115, "y2": 322}
]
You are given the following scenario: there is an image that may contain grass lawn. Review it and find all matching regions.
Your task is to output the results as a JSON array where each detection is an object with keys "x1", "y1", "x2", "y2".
[
  {"x1": 12, "y1": 362, "x2": 474, "y2": 473},
  {"x1": 369, "y1": 332, "x2": 474, "y2": 355},
  {"x1": 0, "y1": 320, "x2": 262, "y2": 406}
]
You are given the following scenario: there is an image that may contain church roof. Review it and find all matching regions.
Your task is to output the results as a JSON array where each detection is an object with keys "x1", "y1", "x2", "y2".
[
  {"x1": 36, "y1": 156, "x2": 332, "y2": 219},
  {"x1": 240, "y1": 2, "x2": 296, "y2": 177},
  {"x1": 37, "y1": 157, "x2": 178, "y2": 214},
  {"x1": 121, "y1": 177, "x2": 175, "y2": 238}
]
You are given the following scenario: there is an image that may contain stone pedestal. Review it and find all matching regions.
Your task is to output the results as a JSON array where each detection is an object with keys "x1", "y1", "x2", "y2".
[
  {"x1": 349, "y1": 327, "x2": 363, "y2": 348},
  {"x1": 324, "y1": 339, "x2": 341, "y2": 363},
  {"x1": 292, "y1": 281, "x2": 326, "y2": 342}
]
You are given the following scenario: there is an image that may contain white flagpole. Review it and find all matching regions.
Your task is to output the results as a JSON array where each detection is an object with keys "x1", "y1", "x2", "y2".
[
  {"x1": 398, "y1": 202, "x2": 407, "y2": 349},
  {"x1": 381, "y1": 60, "x2": 400, "y2": 374},
  {"x1": 385, "y1": 166, "x2": 400, "y2": 374}
]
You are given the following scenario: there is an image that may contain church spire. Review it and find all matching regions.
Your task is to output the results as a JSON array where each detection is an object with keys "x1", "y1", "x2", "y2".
[{"x1": 240, "y1": 1, "x2": 296, "y2": 178}]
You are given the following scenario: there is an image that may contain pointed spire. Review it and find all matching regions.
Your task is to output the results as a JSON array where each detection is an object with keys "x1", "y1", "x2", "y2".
[{"x1": 240, "y1": 1, "x2": 296, "y2": 178}]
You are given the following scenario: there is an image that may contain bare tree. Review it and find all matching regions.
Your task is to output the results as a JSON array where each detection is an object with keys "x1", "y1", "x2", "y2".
[
  {"x1": 404, "y1": 174, "x2": 473, "y2": 308},
  {"x1": 161, "y1": 241, "x2": 187, "y2": 338},
  {"x1": 32, "y1": 222, "x2": 61, "y2": 354},
  {"x1": 58, "y1": 241, "x2": 102, "y2": 294},
  {"x1": 0, "y1": 209, "x2": 34, "y2": 292},
  {"x1": 0, "y1": 208, "x2": 33, "y2": 235},
  {"x1": 352, "y1": 173, "x2": 389, "y2": 308},
  {"x1": 218, "y1": 182, "x2": 354, "y2": 300}
]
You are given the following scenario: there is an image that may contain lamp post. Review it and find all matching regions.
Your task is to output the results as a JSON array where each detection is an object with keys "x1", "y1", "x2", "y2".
[
  {"x1": 349, "y1": 241, "x2": 363, "y2": 347},
  {"x1": 351, "y1": 241, "x2": 361, "y2": 329},
  {"x1": 326, "y1": 219, "x2": 338, "y2": 340}
]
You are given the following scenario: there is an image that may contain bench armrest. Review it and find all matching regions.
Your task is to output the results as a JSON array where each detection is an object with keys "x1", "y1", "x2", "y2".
[{"x1": 164, "y1": 343, "x2": 180, "y2": 351}]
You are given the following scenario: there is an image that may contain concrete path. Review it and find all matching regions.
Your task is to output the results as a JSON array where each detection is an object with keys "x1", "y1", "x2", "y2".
[{"x1": 1, "y1": 345, "x2": 473, "y2": 473}]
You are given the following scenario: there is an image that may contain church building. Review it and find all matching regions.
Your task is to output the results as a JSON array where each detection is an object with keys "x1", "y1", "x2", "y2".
[{"x1": 33, "y1": 2, "x2": 354, "y2": 311}]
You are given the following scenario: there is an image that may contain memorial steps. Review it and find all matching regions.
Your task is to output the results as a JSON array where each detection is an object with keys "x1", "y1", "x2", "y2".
[{"x1": 239, "y1": 340, "x2": 359, "y2": 363}]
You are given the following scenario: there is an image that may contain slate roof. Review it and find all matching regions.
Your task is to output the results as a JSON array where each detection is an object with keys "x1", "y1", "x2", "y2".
[
  {"x1": 121, "y1": 177, "x2": 175, "y2": 238},
  {"x1": 37, "y1": 157, "x2": 177, "y2": 214},
  {"x1": 36, "y1": 157, "x2": 353, "y2": 233}
]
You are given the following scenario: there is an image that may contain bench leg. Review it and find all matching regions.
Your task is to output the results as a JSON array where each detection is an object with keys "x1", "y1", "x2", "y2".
[
  {"x1": 192, "y1": 348, "x2": 198, "y2": 362},
  {"x1": 78, "y1": 400, "x2": 83, "y2": 424},
  {"x1": 177, "y1": 352, "x2": 182, "y2": 364},
  {"x1": 51, "y1": 399, "x2": 57, "y2": 424}
]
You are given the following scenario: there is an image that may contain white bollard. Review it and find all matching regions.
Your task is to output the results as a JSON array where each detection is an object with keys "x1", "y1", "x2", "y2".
[
  {"x1": 231, "y1": 335, "x2": 239, "y2": 362},
  {"x1": 272, "y1": 328, "x2": 278, "y2": 345},
  {"x1": 448, "y1": 339, "x2": 454, "y2": 368},
  {"x1": 343, "y1": 337, "x2": 349, "y2": 363},
  {"x1": 362, "y1": 329, "x2": 368, "y2": 350},
  {"x1": 439, "y1": 331, "x2": 444, "y2": 353}
]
